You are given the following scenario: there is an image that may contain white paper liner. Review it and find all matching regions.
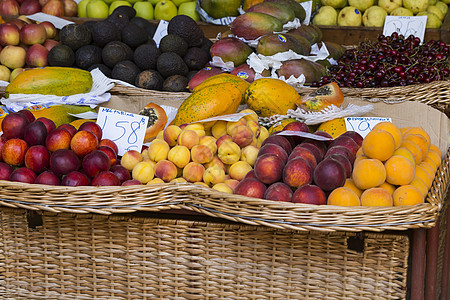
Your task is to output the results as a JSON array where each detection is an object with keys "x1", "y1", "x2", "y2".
[
  {"x1": 1, "y1": 68, "x2": 115, "y2": 112},
  {"x1": 258, "y1": 103, "x2": 374, "y2": 127}
]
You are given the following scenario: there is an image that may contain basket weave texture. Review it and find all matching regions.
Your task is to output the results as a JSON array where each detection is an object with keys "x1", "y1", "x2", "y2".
[
  {"x1": 0, "y1": 147, "x2": 448, "y2": 233},
  {"x1": 0, "y1": 208, "x2": 409, "y2": 299}
]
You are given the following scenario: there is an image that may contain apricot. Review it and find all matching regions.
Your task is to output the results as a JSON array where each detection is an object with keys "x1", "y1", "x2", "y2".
[
  {"x1": 373, "y1": 122, "x2": 402, "y2": 149},
  {"x1": 226, "y1": 118, "x2": 247, "y2": 135},
  {"x1": 184, "y1": 123, "x2": 206, "y2": 138},
  {"x1": 224, "y1": 178, "x2": 240, "y2": 192},
  {"x1": 419, "y1": 161, "x2": 435, "y2": 178},
  {"x1": 415, "y1": 165, "x2": 433, "y2": 189},
  {"x1": 194, "y1": 181, "x2": 209, "y2": 187},
  {"x1": 212, "y1": 182, "x2": 233, "y2": 194},
  {"x1": 422, "y1": 156, "x2": 438, "y2": 173},
  {"x1": 177, "y1": 129, "x2": 199, "y2": 149},
  {"x1": 384, "y1": 155, "x2": 415, "y2": 185},
  {"x1": 246, "y1": 120, "x2": 261, "y2": 138},
  {"x1": 204, "y1": 156, "x2": 226, "y2": 172},
  {"x1": 240, "y1": 108, "x2": 259, "y2": 123},
  {"x1": 352, "y1": 158, "x2": 386, "y2": 190},
  {"x1": 377, "y1": 181, "x2": 396, "y2": 196},
  {"x1": 429, "y1": 144, "x2": 442, "y2": 157},
  {"x1": 217, "y1": 140, "x2": 241, "y2": 165},
  {"x1": 393, "y1": 185, "x2": 424, "y2": 206},
  {"x1": 360, "y1": 187, "x2": 393, "y2": 206},
  {"x1": 402, "y1": 134, "x2": 429, "y2": 160},
  {"x1": 403, "y1": 127, "x2": 431, "y2": 147},
  {"x1": 146, "y1": 177, "x2": 165, "y2": 185},
  {"x1": 230, "y1": 125, "x2": 254, "y2": 148},
  {"x1": 148, "y1": 139, "x2": 170, "y2": 162},
  {"x1": 199, "y1": 135, "x2": 217, "y2": 155},
  {"x1": 191, "y1": 144, "x2": 214, "y2": 164},
  {"x1": 354, "y1": 154, "x2": 368, "y2": 164},
  {"x1": 400, "y1": 140, "x2": 423, "y2": 165},
  {"x1": 131, "y1": 161, "x2": 155, "y2": 184},
  {"x1": 327, "y1": 187, "x2": 361, "y2": 206},
  {"x1": 155, "y1": 130, "x2": 164, "y2": 140},
  {"x1": 154, "y1": 159, "x2": 178, "y2": 182},
  {"x1": 361, "y1": 129, "x2": 396, "y2": 161},
  {"x1": 121, "y1": 150, "x2": 143, "y2": 171},
  {"x1": 257, "y1": 126, "x2": 269, "y2": 144},
  {"x1": 228, "y1": 161, "x2": 252, "y2": 181},
  {"x1": 167, "y1": 145, "x2": 190, "y2": 168},
  {"x1": 211, "y1": 120, "x2": 227, "y2": 139},
  {"x1": 426, "y1": 149, "x2": 442, "y2": 169},
  {"x1": 216, "y1": 134, "x2": 232, "y2": 149},
  {"x1": 240, "y1": 145, "x2": 259, "y2": 166},
  {"x1": 393, "y1": 147, "x2": 416, "y2": 166},
  {"x1": 163, "y1": 125, "x2": 182, "y2": 146},
  {"x1": 400, "y1": 126, "x2": 411, "y2": 135},
  {"x1": 343, "y1": 178, "x2": 363, "y2": 198},
  {"x1": 183, "y1": 162, "x2": 205, "y2": 183},
  {"x1": 203, "y1": 165, "x2": 226, "y2": 186},
  {"x1": 410, "y1": 177, "x2": 429, "y2": 198},
  {"x1": 171, "y1": 177, "x2": 187, "y2": 183}
]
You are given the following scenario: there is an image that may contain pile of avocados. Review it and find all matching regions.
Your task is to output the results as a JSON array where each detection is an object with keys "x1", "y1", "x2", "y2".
[{"x1": 48, "y1": 6, "x2": 213, "y2": 92}]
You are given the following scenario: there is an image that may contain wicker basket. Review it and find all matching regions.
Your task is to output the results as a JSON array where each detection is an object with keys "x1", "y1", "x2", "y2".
[
  {"x1": 0, "y1": 208, "x2": 409, "y2": 299},
  {"x1": 0, "y1": 145, "x2": 447, "y2": 233}
]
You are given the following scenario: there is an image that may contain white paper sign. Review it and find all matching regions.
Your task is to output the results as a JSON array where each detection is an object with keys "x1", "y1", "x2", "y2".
[
  {"x1": 27, "y1": 13, "x2": 75, "y2": 29},
  {"x1": 299, "y1": 1, "x2": 313, "y2": 25},
  {"x1": 153, "y1": 20, "x2": 169, "y2": 47},
  {"x1": 383, "y1": 16, "x2": 427, "y2": 42},
  {"x1": 275, "y1": 131, "x2": 333, "y2": 141},
  {"x1": 97, "y1": 107, "x2": 148, "y2": 156},
  {"x1": 345, "y1": 117, "x2": 391, "y2": 138}
]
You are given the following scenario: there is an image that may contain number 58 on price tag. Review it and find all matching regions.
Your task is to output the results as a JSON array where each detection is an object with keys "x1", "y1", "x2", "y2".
[{"x1": 97, "y1": 107, "x2": 148, "y2": 156}]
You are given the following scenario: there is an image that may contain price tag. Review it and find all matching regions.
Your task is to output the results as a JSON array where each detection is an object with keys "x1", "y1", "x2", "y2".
[
  {"x1": 383, "y1": 16, "x2": 427, "y2": 42},
  {"x1": 345, "y1": 117, "x2": 391, "y2": 138},
  {"x1": 97, "y1": 107, "x2": 148, "y2": 156},
  {"x1": 153, "y1": 20, "x2": 169, "y2": 47}
]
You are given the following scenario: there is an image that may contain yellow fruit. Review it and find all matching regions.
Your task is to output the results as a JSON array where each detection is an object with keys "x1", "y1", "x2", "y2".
[
  {"x1": 316, "y1": 117, "x2": 346, "y2": 138},
  {"x1": 384, "y1": 155, "x2": 415, "y2": 185},
  {"x1": 268, "y1": 118, "x2": 298, "y2": 134},
  {"x1": 360, "y1": 187, "x2": 393, "y2": 207},
  {"x1": 373, "y1": 122, "x2": 402, "y2": 149},
  {"x1": 327, "y1": 187, "x2": 361, "y2": 206},
  {"x1": 362, "y1": 129, "x2": 396, "y2": 161},
  {"x1": 352, "y1": 158, "x2": 386, "y2": 190},
  {"x1": 393, "y1": 185, "x2": 425, "y2": 206}
]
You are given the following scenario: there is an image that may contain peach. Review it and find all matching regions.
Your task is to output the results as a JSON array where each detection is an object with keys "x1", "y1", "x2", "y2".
[
  {"x1": 212, "y1": 182, "x2": 233, "y2": 194},
  {"x1": 211, "y1": 120, "x2": 227, "y2": 139},
  {"x1": 288, "y1": 146, "x2": 317, "y2": 169},
  {"x1": 240, "y1": 145, "x2": 259, "y2": 167},
  {"x1": 224, "y1": 178, "x2": 240, "y2": 192},
  {"x1": 70, "y1": 130, "x2": 98, "y2": 157},
  {"x1": 199, "y1": 135, "x2": 217, "y2": 155},
  {"x1": 163, "y1": 125, "x2": 182, "y2": 146},
  {"x1": 98, "y1": 145, "x2": 117, "y2": 166},
  {"x1": 313, "y1": 157, "x2": 346, "y2": 192},
  {"x1": 216, "y1": 134, "x2": 232, "y2": 148},
  {"x1": 203, "y1": 165, "x2": 226, "y2": 186},
  {"x1": 177, "y1": 129, "x2": 199, "y2": 149},
  {"x1": 257, "y1": 126, "x2": 269, "y2": 144},
  {"x1": 45, "y1": 128, "x2": 72, "y2": 152},
  {"x1": 171, "y1": 177, "x2": 187, "y2": 183},
  {"x1": 204, "y1": 155, "x2": 227, "y2": 172},
  {"x1": 240, "y1": 108, "x2": 259, "y2": 123},
  {"x1": 167, "y1": 145, "x2": 190, "y2": 168},
  {"x1": 360, "y1": 187, "x2": 393, "y2": 206},
  {"x1": 154, "y1": 159, "x2": 178, "y2": 182},
  {"x1": 259, "y1": 143, "x2": 288, "y2": 165},
  {"x1": 191, "y1": 144, "x2": 214, "y2": 164},
  {"x1": 146, "y1": 177, "x2": 165, "y2": 185},
  {"x1": 253, "y1": 153, "x2": 284, "y2": 184},
  {"x1": 226, "y1": 118, "x2": 247, "y2": 135},
  {"x1": 328, "y1": 135, "x2": 360, "y2": 156},
  {"x1": 98, "y1": 139, "x2": 118, "y2": 155},
  {"x1": 183, "y1": 162, "x2": 205, "y2": 183},
  {"x1": 291, "y1": 184, "x2": 326, "y2": 205},
  {"x1": 228, "y1": 161, "x2": 252, "y2": 181},
  {"x1": 244, "y1": 169, "x2": 257, "y2": 179},
  {"x1": 283, "y1": 157, "x2": 313, "y2": 188},
  {"x1": 297, "y1": 142, "x2": 323, "y2": 163},
  {"x1": 246, "y1": 120, "x2": 261, "y2": 138},
  {"x1": 193, "y1": 181, "x2": 209, "y2": 187},
  {"x1": 326, "y1": 153, "x2": 352, "y2": 178},
  {"x1": 261, "y1": 134, "x2": 292, "y2": 154},
  {"x1": 148, "y1": 139, "x2": 170, "y2": 162},
  {"x1": 2, "y1": 138, "x2": 28, "y2": 166},
  {"x1": 234, "y1": 178, "x2": 267, "y2": 199},
  {"x1": 155, "y1": 130, "x2": 164, "y2": 140},
  {"x1": 230, "y1": 125, "x2": 253, "y2": 147},
  {"x1": 78, "y1": 121, "x2": 102, "y2": 142},
  {"x1": 120, "y1": 149, "x2": 143, "y2": 171},
  {"x1": 340, "y1": 131, "x2": 364, "y2": 147},
  {"x1": 131, "y1": 161, "x2": 155, "y2": 184},
  {"x1": 218, "y1": 140, "x2": 241, "y2": 165},
  {"x1": 325, "y1": 145, "x2": 355, "y2": 165},
  {"x1": 184, "y1": 123, "x2": 205, "y2": 138},
  {"x1": 264, "y1": 182, "x2": 293, "y2": 202},
  {"x1": 393, "y1": 147, "x2": 416, "y2": 166},
  {"x1": 327, "y1": 187, "x2": 361, "y2": 206}
]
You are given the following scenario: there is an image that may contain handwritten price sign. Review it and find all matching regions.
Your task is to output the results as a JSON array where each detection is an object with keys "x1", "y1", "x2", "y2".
[
  {"x1": 345, "y1": 117, "x2": 392, "y2": 138},
  {"x1": 97, "y1": 107, "x2": 148, "y2": 156}
]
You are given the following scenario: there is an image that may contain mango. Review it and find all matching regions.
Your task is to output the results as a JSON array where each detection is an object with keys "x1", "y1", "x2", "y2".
[
  {"x1": 230, "y1": 12, "x2": 283, "y2": 40},
  {"x1": 288, "y1": 24, "x2": 321, "y2": 45},
  {"x1": 201, "y1": 0, "x2": 241, "y2": 19},
  {"x1": 285, "y1": 33, "x2": 311, "y2": 55},
  {"x1": 276, "y1": 59, "x2": 326, "y2": 84},
  {"x1": 247, "y1": 2, "x2": 295, "y2": 24},
  {"x1": 257, "y1": 33, "x2": 308, "y2": 56},
  {"x1": 210, "y1": 37, "x2": 253, "y2": 67},
  {"x1": 266, "y1": 0, "x2": 306, "y2": 21}
]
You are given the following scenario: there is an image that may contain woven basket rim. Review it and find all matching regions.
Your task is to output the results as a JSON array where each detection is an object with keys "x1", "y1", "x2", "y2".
[{"x1": 0, "y1": 146, "x2": 448, "y2": 232}]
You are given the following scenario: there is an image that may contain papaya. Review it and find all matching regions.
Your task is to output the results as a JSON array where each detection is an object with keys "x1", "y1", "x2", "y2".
[
  {"x1": 138, "y1": 102, "x2": 168, "y2": 143},
  {"x1": 298, "y1": 82, "x2": 344, "y2": 112},
  {"x1": 192, "y1": 73, "x2": 250, "y2": 103},
  {"x1": 172, "y1": 82, "x2": 243, "y2": 128},
  {"x1": 5, "y1": 67, "x2": 93, "y2": 97},
  {"x1": 316, "y1": 117, "x2": 347, "y2": 138},
  {"x1": 244, "y1": 78, "x2": 300, "y2": 118},
  {"x1": 27, "y1": 104, "x2": 96, "y2": 127}
]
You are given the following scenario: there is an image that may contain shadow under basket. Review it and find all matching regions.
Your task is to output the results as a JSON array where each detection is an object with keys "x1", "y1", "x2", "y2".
[{"x1": 0, "y1": 208, "x2": 409, "y2": 299}]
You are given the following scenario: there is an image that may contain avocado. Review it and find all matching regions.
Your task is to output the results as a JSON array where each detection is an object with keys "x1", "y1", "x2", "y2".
[
  {"x1": 83, "y1": 20, "x2": 98, "y2": 35},
  {"x1": 133, "y1": 43, "x2": 160, "y2": 70},
  {"x1": 156, "y1": 52, "x2": 189, "y2": 78},
  {"x1": 159, "y1": 34, "x2": 188, "y2": 57},
  {"x1": 130, "y1": 17, "x2": 157, "y2": 39},
  {"x1": 106, "y1": 11, "x2": 129, "y2": 30},
  {"x1": 200, "y1": 37, "x2": 213, "y2": 59},
  {"x1": 91, "y1": 21, "x2": 121, "y2": 48},
  {"x1": 111, "y1": 5, "x2": 136, "y2": 19},
  {"x1": 59, "y1": 23, "x2": 92, "y2": 51},
  {"x1": 135, "y1": 70, "x2": 164, "y2": 90},
  {"x1": 163, "y1": 75, "x2": 189, "y2": 92},
  {"x1": 121, "y1": 23, "x2": 148, "y2": 48},
  {"x1": 102, "y1": 41, "x2": 134, "y2": 69},
  {"x1": 184, "y1": 47, "x2": 209, "y2": 71},
  {"x1": 167, "y1": 15, "x2": 204, "y2": 47},
  {"x1": 88, "y1": 64, "x2": 112, "y2": 78},
  {"x1": 47, "y1": 44, "x2": 75, "y2": 67},
  {"x1": 75, "y1": 45, "x2": 103, "y2": 70},
  {"x1": 111, "y1": 60, "x2": 140, "y2": 85}
]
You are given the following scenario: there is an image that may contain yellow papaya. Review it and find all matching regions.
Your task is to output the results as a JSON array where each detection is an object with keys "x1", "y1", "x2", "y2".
[
  {"x1": 172, "y1": 82, "x2": 243, "y2": 128},
  {"x1": 5, "y1": 67, "x2": 93, "y2": 97},
  {"x1": 244, "y1": 78, "x2": 300, "y2": 117},
  {"x1": 316, "y1": 117, "x2": 347, "y2": 138},
  {"x1": 192, "y1": 73, "x2": 250, "y2": 103}
]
